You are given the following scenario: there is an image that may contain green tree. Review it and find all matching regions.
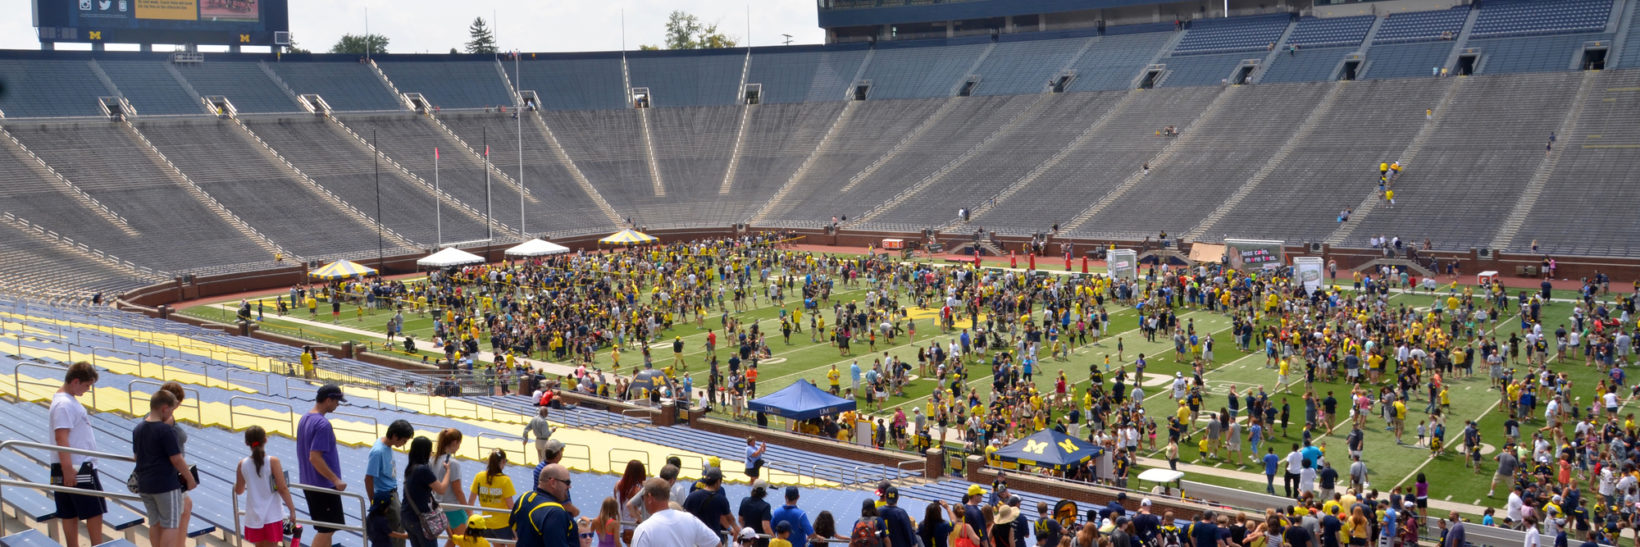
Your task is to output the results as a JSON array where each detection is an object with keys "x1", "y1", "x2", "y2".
[
  {"x1": 283, "y1": 39, "x2": 310, "y2": 54},
  {"x1": 465, "y1": 17, "x2": 497, "y2": 54},
  {"x1": 329, "y1": 33, "x2": 389, "y2": 55},
  {"x1": 640, "y1": 10, "x2": 738, "y2": 50}
]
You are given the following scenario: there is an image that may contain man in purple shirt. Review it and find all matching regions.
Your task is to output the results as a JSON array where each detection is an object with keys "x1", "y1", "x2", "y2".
[{"x1": 298, "y1": 384, "x2": 347, "y2": 547}]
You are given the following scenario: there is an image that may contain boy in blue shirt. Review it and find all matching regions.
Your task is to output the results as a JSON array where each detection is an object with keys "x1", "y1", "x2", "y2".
[{"x1": 366, "y1": 420, "x2": 414, "y2": 547}]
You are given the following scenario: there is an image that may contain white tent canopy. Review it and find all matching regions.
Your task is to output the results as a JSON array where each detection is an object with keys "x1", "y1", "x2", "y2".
[
  {"x1": 504, "y1": 238, "x2": 570, "y2": 257},
  {"x1": 417, "y1": 247, "x2": 485, "y2": 268}
]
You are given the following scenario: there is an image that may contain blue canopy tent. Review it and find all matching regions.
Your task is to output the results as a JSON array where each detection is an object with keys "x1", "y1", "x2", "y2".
[
  {"x1": 747, "y1": 380, "x2": 855, "y2": 420},
  {"x1": 991, "y1": 429, "x2": 1103, "y2": 471}
]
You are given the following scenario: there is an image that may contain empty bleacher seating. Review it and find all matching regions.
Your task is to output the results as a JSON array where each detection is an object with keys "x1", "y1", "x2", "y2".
[
  {"x1": 1159, "y1": 53, "x2": 1251, "y2": 87},
  {"x1": 97, "y1": 60, "x2": 204, "y2": 116},
  {"x1": 1287, "y1": 15, "x2": 1375, "y2": 48},
  {"x1": 858, "y1": 40, "x2": 989, "y2": 99},
  {"x1": 970, "y1": 37, "x2": 1089, "y2": 96},
  {"x1": 267, "y1": 60, "x2": 403, "y2": 112},
  {"x1": 628, "y1": 51, "x2": 747, "y2": 107},
  {"x1": 1260, "y1": 47, "x2": 1351, "y2": 83},
  {"x1": 1173, "y1": 14, "x2": 1291, "y2": 55},
  {"x1": 1471, "y1": 33, "x2": 1613, "y2": 73},
  {"x1": 744, "y1": 46, "x2": 869, "y2": 103},
  {"x1": 503, "y1": 56, "x2": 628, "y2": 110},
  {"x1": 1063, "y1": 32, "x2": 1176, "y2": 91},
  {"x1": 1373, "y1": 7, "x2": 1470, "y2": 45},
  {"x1": 1471, "y1": 0, "x2": 1612, "y2": 38},
  {"x1": 1364, "y1": 42, "x2": 1456, "y2": 79},
  {"x1": 172, "y1": 62, "x2": 300, "y2": 113},
  {"x1": 0, "y1": 59, "x2": 111, "y2": 118},
  {"x1": 437, "y1": 111, "x2": 618, "y2": 234},
  {"x1": 377, "y1": 60, "x2": 514, "y2": 110}
]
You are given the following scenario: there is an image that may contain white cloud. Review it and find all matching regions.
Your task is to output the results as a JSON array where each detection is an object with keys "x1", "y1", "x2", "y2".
[{"x1": 0, "y1": 0, "x2": 826, "y2": 52}]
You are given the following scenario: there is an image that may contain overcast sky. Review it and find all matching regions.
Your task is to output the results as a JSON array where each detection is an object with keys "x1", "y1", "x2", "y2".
[{"x1": 2, "y1": 0, "x2": 828, "y2": 52}]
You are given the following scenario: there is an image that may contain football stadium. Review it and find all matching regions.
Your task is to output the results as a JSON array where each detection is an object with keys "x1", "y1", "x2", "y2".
[{"x1": 0, "y1": 0, "x2": 1638, "y2": 545}]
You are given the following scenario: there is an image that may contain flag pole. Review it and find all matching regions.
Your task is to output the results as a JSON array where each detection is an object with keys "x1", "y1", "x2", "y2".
[
  {"x1": 484, "y1": 129, "x2": 492, "y2": 246},
  {"x1": 435, "y1": 147, "x2": 442, "y2": 248},
  {"x1": 517, "y1": 49, "x2": 525, "y2": 238}
]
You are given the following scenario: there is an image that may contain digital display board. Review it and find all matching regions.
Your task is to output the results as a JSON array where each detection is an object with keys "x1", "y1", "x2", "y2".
[
  {"x1": 34, "y1": 0, "x2": 287, "y2": 46},
  {"x1": 1224, "y1": 239, "x2": 1285, "y2": 271}
]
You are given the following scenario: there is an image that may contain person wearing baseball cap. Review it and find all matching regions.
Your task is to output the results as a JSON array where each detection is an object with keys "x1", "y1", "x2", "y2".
[
  {"x1": 879, "y1": 486, "x2": 916, "y2": 547},
  {"x1": 298, "y1": 384, "x2": 348, "y2": 546},
  {"x1": 963, "y1": 485, "x2": 988, "y2": 547},
  {"x1": 739, "y1": 480, "x2": 773, "y2": 547},
  {"x1": 684, "y1": 468, "x2": 734, "y2": 537}
]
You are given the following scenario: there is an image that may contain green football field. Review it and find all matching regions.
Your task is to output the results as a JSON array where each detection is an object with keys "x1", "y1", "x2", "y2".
[{"x1": 180, "y1": 261, "x2": 1624, "y2": 508}]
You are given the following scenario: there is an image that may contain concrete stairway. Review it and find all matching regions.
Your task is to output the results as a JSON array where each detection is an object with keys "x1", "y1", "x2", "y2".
[
  {"x1": 1488, "y1": 69, "x2": 1597, "y2": 250},
  {"x1": 1184, "y1": 81, "x2": 1348, "y2": 240},
  {"x1": 1324, "y1": 76, "x2": 1465, "y2": 246},
  {"x1": 747, "y1": 100, "x2": 860, "y2": 224}
]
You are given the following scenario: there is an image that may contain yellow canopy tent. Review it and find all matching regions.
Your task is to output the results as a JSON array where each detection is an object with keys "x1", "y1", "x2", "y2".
[
  {"x1": 599, "y1": 229, "x2": 658, "y2": 245},
  {"x1": 309, "y1": 260, "x2": 377, "y2": 280}
]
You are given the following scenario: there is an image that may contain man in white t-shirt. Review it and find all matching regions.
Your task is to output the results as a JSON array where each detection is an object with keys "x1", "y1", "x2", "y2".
[
  {"x1": 632, "y1": 478, "x2": 720, "y2": 547},
  {"x1": 51, "y1": 362, "x2": 106, "y2": 547},
  {"x1": 1507, "y1": 487, "x2": 1525, "y2": 524}
]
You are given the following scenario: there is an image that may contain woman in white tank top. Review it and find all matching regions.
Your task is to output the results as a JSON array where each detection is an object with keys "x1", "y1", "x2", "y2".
[{"x1": 234, "y1": 426, "x2": 297, "y2": 547}]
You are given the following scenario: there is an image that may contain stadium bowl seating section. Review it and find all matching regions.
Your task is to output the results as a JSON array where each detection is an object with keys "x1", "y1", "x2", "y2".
[{"x1": 0, "y1": 0, "x2": 1634, "y2": 301}]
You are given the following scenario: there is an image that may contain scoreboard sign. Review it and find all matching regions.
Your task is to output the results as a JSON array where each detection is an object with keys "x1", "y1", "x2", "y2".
[{"x1": 35, "y1": 0, "x2": 289, "y2": 46}]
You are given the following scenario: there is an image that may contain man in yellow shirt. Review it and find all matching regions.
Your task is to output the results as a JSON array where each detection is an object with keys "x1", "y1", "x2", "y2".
[{"x1": 827, "y1": 365, "x2": 841, "y2": 395}]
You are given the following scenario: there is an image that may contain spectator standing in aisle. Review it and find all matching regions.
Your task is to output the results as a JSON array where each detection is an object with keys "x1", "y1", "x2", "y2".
[
  {"x1": 50, "y1": 362, "x2": 106, "y2": 547},
  {"x1": 526, "y1": 407, "x2": 553, "y2": 464},
  {"x1": 299, "y1": 384, "x2": 349, "y2": 547},
  {"x1": 367, "y1": 420, "x2": 413, "y2": 547},
  {"x1": 235, "y1": 426, "x2": 298, "y2": 547},
  {"x1": 133, "y1": 388, "x2": 198, "y2": 547},
  {"x1": 633, "y1": 478, "x2": 718, "y2": 547},
  {"x1": 771, "y1": 487, "x2": 820, "y2": 547}
]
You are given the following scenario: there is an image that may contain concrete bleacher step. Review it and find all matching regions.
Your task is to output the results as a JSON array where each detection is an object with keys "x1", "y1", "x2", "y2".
[
  {"x1": 230, "y1": 118, "x2": 421, "y2": 248},
  {"x1": 636, "y1": 108, "x2": 668, "y2": 197},
  {"x1": 1060, "y1": 84, "x2": 1241, "y2": 233},
  {"x1": 1184, "y1": 80, "x2": 1348, "y2": 240},
  {"x1": 0, "y1": 127, "x2": 136, "y2": 236},
  {"x1": 837, "y1": 98, "x2": 964, "y2": 194},
  {"x1": 854, "y1": 94, "x2": 1056, "y2": 225},
  {"x1": 1490, "y1": 69, "x2": 1596, "y2": 250},
  {"x1": 120, "y1": 122, "x2": 291, "y2": 260},
  {"x1": 527, "y1": 111, "x2": 625, "y2": 225},
  {"x1": 746, "y1": 100, "x2": 859, "y2": 224},
  {"x1": 718, "y1": 103, "x2": 754, "y2": 195},
  {"x1": 324, "y1": 116, "x2": 515, "y2": 234},
  {"x1": 426, "y1": 115, "x2": 538, "y2": 203},
  {"x1": 1324, "y1": 76, "x2": 1466, "y2": 246},
  {"x1": 953, "y1": 89, "x2": 1144, "y2": 229}
]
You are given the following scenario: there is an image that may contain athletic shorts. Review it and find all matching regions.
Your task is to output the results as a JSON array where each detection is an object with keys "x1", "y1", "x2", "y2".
[
  {"x1": 244, "y1": 521, "x2": 285, "y2": 543},
  {"x1": 305, "y1": 490, "x2": 345, "y2": 533},
  {"x1": 140, "y1": 488, "x2": 186, "y2": 529},
  {"x1": 50, "y1": 462, "x2": 108, "y2": 520}
]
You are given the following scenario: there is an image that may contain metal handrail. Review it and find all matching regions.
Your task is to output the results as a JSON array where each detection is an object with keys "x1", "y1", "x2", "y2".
[
  {"x1": 330, "y1": 410, "x2": 381, "y2": 440},
  {"x1": 127, "y1": 378, "x2": 204, "y2": 425},
  {"x1": 228, "y1": 395, "x2": 297, "y2": 433},
  {"x1": 608, "y1": 448, "x2": 650, "y2": 472},
  {"x1": 0, "y1": 440, "x2": 142, "y2": 536},
  {"x1": 12, "y1": 361, "x2": 87, "y2": 407},
  {"x1": 230, "y1": 482, "x2": 370, "y2": 547}
]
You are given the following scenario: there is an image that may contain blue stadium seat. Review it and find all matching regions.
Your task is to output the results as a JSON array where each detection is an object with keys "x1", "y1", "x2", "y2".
[
  {"x1": 0, "y1": 530, "x2": 57, "y2": 547},
  {"x1": 1471, "y1": 0, "x2": 1612, "y2": 38},
  {"x1": 1374, "y1": 7, "x2": 1469, "y2": 45},
  {"x1": 1173, "y1": 14, "x2": 1291, "y2": 55},
  {"x1": 1286, "y1": 15, "x2": 1375, "y2": 48}
]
